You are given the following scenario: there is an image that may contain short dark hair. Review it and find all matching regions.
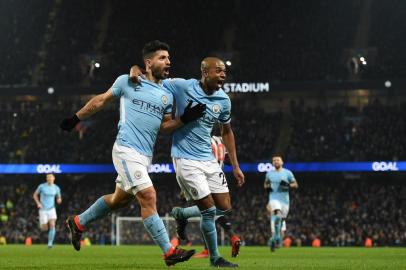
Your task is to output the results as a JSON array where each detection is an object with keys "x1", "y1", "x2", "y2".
[
  {"x1": 142, "y1": 40, "x2": 170, "y2": 59},
  {"x1": 272, "y1": 154, "x2": 283, "y2": 159}
]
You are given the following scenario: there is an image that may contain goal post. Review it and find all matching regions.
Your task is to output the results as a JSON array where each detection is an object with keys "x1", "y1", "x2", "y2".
[{"x1": 114, "y1": 214, "x2": 225, "y2": 246}]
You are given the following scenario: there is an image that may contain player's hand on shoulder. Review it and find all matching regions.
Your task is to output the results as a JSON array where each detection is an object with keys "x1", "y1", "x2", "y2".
[
  {"x1": 129, "y1": 65, "x2": 146, "y2": 84},
  {"x1": 233, "y1": 167, "x2": 245, "y2": 187},
  {"x1": 60, "y1": 114, "x2": 80, "y2": 132},
  {"x1": 180, "y1": 101, "x2": 206, "y2": 124}
]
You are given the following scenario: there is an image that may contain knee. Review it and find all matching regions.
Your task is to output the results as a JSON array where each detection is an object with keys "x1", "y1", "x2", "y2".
[
  {"x1": 216, "y1": 207, "x2": 231, "y2": 217},
  {"x1": 41, "y1": 225, "x2": 48, "y2": 231},
  {"x1": 139, "y1": 189, "x2": 156, "y2": 206},
  {"x1": 201, "y1": 206, "x2": 216, "y2": 219}
]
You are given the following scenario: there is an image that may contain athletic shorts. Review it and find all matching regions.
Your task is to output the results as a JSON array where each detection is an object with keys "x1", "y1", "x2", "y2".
[
  {"x1": 268, "y1": 199, "x2": 290, "y2": 218},
  {"x1": 112, "y1": 142, "x2": 153, "y2": 195},
  {"x1": 173, "y1": 158, "x2": 229, "y2": 201},
  {"x1": 39, "y1": 208, "x2": 57, "y2": 225}
]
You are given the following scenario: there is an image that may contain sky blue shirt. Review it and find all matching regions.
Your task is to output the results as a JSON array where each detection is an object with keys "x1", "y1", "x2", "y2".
[
  {"x1": 112, "y1": 75, "x2": 173, "y2": 157},
  {"x1": 35, "y1": 183, "x2": 61, "y2": 210},
  {"x1": 163, "y1": 78, "x2": 231, "y2": 160},
  {"x1": 265, "y1": 168, "x2": 295, "y2": 204}
]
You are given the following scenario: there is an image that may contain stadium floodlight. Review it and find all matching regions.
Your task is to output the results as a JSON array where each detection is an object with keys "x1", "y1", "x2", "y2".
[
  {"x1": 47, "y1": 87, "x2": 55, "y2": 94},
  {"x1": 94, "y1": 62, "x2": 101, "y2": 68},
  {"x1": 360, "y1": 56, "x2": 365, "y2": 62},
  {"x1": 226, "y1": 60, "x2": 232, "y2": 66}
]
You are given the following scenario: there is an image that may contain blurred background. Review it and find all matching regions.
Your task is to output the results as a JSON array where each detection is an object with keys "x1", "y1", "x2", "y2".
[{"x1": 0, "y1": 0, "x2": 405, "y2": 247}]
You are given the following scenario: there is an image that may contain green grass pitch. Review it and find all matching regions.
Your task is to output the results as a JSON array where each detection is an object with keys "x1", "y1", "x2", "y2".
[{"x1": 0, "y1": 245, "x2": 405, "y2": 270}]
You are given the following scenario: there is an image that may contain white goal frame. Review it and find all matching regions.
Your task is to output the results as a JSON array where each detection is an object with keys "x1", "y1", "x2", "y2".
[{"x1": 114, "y1": 214, "x2": 225, "y2": 246}]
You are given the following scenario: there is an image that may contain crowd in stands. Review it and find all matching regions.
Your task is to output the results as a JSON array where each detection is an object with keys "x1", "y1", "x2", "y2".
[
  {"x1": 286, "y1": 100, "x2": 406, "y2": 161},
  {"x1": 0, "y1": 98, "x2": 280, "y2": 164},
  {"x1": 1, "y1": 98, "x2": 405, "y2": 164},
  {"x1": 0, "y1": 174, "x2": 405, "y2": 247},
  {"x1": 2, "y1": 1, "x2": 406, "y2": 87}
]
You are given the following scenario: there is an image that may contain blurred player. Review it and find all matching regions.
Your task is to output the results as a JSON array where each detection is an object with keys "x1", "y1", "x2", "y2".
[
  {"x1": 60, "y1": 41, "x2": 203, "y2": 266},
  {"x1": 130, "y1": 57, "x2": 245, "y2": 267},
  {"x1": 32, "y1": 173, "x2": 62, "y2": 248},
  {"x1": 264, "y1": 155, "x2": 298, "y2": 252},
  {"x1": 171, "y1": 133, "x2": 242, "y2": 259}
]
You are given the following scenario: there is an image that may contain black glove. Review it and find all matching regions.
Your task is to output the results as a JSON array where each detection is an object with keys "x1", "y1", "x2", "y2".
[
  {"x1": 60, "y1": 114, "x2": 80, "y2": 132},
  {"x1": 279, "y1": 181, "x2": 290, "y2": 192},
  {"x1": 180, "y1": 101, "x2": 206, "y2": 124}
]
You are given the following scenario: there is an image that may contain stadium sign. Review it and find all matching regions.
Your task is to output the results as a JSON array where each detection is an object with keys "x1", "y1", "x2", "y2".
[
  {"x1": 223, "y1": 82, "x2": 269, "y2": 93},
  {"x1": 257, "y1": 163, "x2": 275, "y2": 172},
  {"x1": 148, "y1": 163, "x2": 172, "y2": 173},
  {"x1": 371, "y1": 161, "x2": 399, "y2": 171},
  {"x1": 1, "y1": 161, "x2": 406, "y2": 174},
  {"x1": 36, "y1": 164, "x2": 62, "y2": 174}
]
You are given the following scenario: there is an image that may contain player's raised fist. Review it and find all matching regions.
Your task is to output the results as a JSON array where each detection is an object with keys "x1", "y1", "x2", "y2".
[
  {"x1": 129, "y1": 65, "x2": 146, "y2": 84},
  {"x1": 60, "y1": 114, "x2": 80, "y2": 132},
  {"x1": 180, "y1": 101, "x2": 206, "y2": 124}
]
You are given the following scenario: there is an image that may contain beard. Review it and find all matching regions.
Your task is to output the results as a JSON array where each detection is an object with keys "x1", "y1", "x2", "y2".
[{"x1": 151, "y1": 66, "x2": 166, "y2": 80}]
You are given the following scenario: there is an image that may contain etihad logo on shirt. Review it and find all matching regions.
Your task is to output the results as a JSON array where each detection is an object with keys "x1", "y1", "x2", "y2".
[{"x1": 132, "y1": 99, "x2": 165, "y2": 117}]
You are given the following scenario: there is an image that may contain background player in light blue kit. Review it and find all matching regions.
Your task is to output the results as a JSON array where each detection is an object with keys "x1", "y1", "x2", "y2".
[
  {"x1": 60, "y1": 41, "x2": 203, "y2": 266},
  {"x1": 264, "y1": 155, "x2": 298, "y2": 252},
  {"x1": 32, "y1": 173, "x2": 62, "y2": 248}
]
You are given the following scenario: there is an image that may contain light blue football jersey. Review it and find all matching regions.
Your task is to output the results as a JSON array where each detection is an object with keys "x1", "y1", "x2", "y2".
[
  {"x1": 163, "y1": 78, "x2": 231, "y2": 160},
  {"x1": 112, "y1": 75, "x2": 173, "y2": 157},
  {"x1": 36, "y1": 183, "x2": 61, "y2": 210},
  {"x1": 265, "y1": 168, "x2": 295, "y2": 204}
]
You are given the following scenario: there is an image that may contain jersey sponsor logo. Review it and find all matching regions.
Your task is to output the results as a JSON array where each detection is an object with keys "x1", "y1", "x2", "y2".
[
  {"x1": 36, "y1": 164, "x2": 62, "y2": 174},
  {"x1": 212, "y1": 104, "x2": 221, "y2": 113},
  {"x1": 372, "y1": 161, "x2": 398, "y2": 171},
  {"x1": 161, "y1": 95, "x2": 168, "y2": 105},
  {"x1": 132, "y1": 99, "x2": 165, "y2": 117}
]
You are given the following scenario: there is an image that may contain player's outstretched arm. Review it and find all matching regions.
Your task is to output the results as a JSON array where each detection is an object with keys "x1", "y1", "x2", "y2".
[
  {"x1": 60, "y1": 89, "x2": 115, "y2": 132},
  {"x1": 160, "y1": 114, "x2": 184, "y2": 133},
  {"x1": 160, "y1": 101, "x2": 206, "y2": 133},
  {"x1": 221, "y1": 123, "x2": 245, "y2": 187}
]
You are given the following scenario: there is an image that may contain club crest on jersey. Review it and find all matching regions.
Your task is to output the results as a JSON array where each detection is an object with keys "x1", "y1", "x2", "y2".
[
  {"x1": 190, "y1": 187, "x2": 198, "y2": 197},
  {"x1": 161, "y1": 95, "x2": 168, "y2": 105},
  {"x1": 134, "y1": 170, "x2": 143, "y2": 179},
  {"x1": 212, "y1": 104, "x2": 221, "y2": 113}
]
